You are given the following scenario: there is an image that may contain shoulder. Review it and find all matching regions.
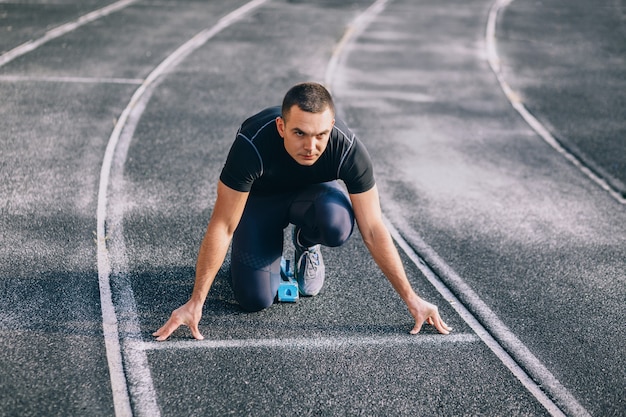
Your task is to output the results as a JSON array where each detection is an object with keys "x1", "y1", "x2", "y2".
[
  {"x1": 329, "y1": 116, "x2": 371, "y2": 162},
  {"x1": 329, "y1": 117, "x2": 376, "y2": 194},
  {"x1": 238, "y1": 106, "x2": 281, "y2": 141},
  {"x1": 331, "y1": 116, "x2": 357, "y2": 144}
]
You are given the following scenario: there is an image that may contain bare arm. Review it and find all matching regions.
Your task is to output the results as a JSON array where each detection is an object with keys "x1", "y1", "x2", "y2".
[
  {"x1": 153, "y1": 181, "x2": 249, "y2": 341},
  {"x1": 349, "y1": 185, "x2": 450, "y2": 335}
]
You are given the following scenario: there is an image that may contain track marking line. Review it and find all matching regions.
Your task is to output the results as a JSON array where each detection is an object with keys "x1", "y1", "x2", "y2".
[
  {"x1": 486, "y1": 0, "x2": 625, "y2": 205},
  {"x1": 325, "y1": 1, "x2": 590, "y2": 416},
  {"x1": 385, "y1": 216, "x2": 587, "y2": 417},
  {"x1": 0, "y1": 75, "x2": 143, "y2": 85},
  {"x1": 0, "y1": 0, "x2": 139, "y2": 68},
  {"x1": 324, "y1": 0, "x2": 390, "y2": 92},
  {"x1": 96, "y1": 1, "x2": 269, "y2": 416},
  {"x1": 140, "y1": 333, "x2": 479, "y2": 351}
]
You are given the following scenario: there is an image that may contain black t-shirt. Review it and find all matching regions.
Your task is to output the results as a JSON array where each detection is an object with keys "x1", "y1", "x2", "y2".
[{"x1": 220, "y1": 106, "x2": 375, "y2": 196}]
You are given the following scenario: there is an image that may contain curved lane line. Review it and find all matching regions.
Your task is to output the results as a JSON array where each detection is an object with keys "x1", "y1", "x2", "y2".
[
  {"x1": 96, "y1": 1, "x2": 269, "y2": 416},
  {"x1": 486, "y1": 0, "x2": 625, "y2": 205},
  {"x1": 385, "y1": 215, "x2": 583, "y2": 417},
  {"x1": 0, "y1": 0, "x2": 140, "y2": 68},
  {"x1": 0, "y1": 74, "x2": 143, "y2": 84},
  {"x1": 325, "y1": 0, "x2": 588, "y2": 416},
  {"x1": 324, "y1": 0, "x2": 390, "y2": 92},
  {"x1": 384, "y1": 220, "x2": 564, "y2": 416}
]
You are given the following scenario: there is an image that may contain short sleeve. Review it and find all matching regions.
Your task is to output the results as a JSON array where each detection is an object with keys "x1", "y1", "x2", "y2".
[
  {"x1": 219, "y1": 135, "x2": 263, "y2": 192},
  {"x1": 339, "y1": 138, "x2": 376, "y2": 194}
]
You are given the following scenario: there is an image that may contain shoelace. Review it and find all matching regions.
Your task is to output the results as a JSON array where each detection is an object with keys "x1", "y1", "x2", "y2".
[{"x1": 299, "y1": 248, "x2": 320, "y2": 278}]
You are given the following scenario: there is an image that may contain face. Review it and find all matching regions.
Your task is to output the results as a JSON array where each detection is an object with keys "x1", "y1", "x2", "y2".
[{"x1": 276, "y1": 105, "x2": 335, "y2": 166}]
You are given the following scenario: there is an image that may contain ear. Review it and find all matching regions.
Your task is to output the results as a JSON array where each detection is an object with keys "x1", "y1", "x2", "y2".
[{"x1": 275, "y1": 116, "x2": 285, "y2": 138}]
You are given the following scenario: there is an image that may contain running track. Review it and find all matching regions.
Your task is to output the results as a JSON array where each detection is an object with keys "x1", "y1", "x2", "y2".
[{"x1": 1, "y1": 0, "x2": 624, "y2": 416}]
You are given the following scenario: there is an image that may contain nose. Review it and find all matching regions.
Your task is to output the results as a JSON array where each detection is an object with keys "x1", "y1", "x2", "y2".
[{"x1": 303, "y1": 136, "x2": 315, "y2": 152}]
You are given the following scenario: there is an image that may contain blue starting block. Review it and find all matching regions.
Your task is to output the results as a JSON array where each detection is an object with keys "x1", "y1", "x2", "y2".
[{"x1": 278, "y1": 257, "x2": 299, "y2": 303}]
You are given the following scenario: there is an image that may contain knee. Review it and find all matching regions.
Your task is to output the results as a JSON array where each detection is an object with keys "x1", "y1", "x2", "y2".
[
  {"x1": 322, "y1": 222, "x2": 352, "y2": 247},
  {"x1": 237, "y1": 291, "x2": 274, "y2": 312},
  {"x1": 320, "y1": 209, "x2": 354, "y2": 247},
  {"x1": 230, "y1": 262, "x2": 278, "y2": 312}
]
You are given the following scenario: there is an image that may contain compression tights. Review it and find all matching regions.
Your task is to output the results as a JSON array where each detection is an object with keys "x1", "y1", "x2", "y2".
[{"x1": 230, "y1": 181, "x2": 354, "y2": 312}]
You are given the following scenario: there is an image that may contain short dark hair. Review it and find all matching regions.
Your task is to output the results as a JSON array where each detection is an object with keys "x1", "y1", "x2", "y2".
[{"x1": 281, "y1": 82, "x2": 335, "y2": 120}]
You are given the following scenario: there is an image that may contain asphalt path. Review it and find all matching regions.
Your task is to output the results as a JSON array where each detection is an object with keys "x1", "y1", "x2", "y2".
[{"x1": 0, "y1": 0, "x2": 624, "y2": 416}]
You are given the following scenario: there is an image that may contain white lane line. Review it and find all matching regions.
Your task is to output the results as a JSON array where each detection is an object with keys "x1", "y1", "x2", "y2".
[
  {"x1": 96, "y1": 1, "x2": 269, "y2": 416},
  {"x1": 385, "y1": 216, "x2": 576, "y2": 417},
  {"x1": 486, "y1": 0, "x2": 625, "y2": 205},
  {"x1": 141, "y1": 333, "x2": 479, "y2": 351},
  {"x1": 324, "y1": 0, "x2": 390, "y2": 91},
  {"x1": 0, "y1": 0, "x2": 139, "y2": 68},
  {"x1": 0, "y1": 75, "x2": 143, "y2": 85},
  {"x1": 97, "y1": 255, "x2": 132, "y2": 417},
  {"x1": 325, "y1": 1, "x2": 589, "y2": 416}
]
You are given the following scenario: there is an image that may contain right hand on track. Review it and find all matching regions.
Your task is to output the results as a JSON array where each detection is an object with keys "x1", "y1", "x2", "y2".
[{"x1": 152, "y1": 300, "x2": 204, "y2": 341}]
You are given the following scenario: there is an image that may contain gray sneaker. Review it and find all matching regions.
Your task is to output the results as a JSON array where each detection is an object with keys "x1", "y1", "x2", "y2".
[{"x1": 293, "y1": 230, "x2": 325, "y2": 296}]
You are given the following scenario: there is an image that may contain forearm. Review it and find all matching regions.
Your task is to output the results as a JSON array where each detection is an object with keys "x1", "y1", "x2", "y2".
[
  {"x1": 152, "y1": 181, "x2": 248, "y2": 341},
  {"x1": 361, "y1": 223, "x2": 419, "y2": 305},
  {"x1": 189, "y1": 222, "x2": 233, "y2": 305},
  {"x1": 350, "y1": 188, "x2": 450, "y2": 334}
]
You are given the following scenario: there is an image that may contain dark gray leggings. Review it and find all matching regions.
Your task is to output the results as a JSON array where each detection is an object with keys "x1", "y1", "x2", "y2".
[{"x1": 230, "y1": 181, "x2": 354, "y2": 312}]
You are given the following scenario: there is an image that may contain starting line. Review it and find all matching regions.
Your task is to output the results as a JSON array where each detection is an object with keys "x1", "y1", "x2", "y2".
[{"x1": 140, "y1": 333, "x2": 479, "y2": 351}]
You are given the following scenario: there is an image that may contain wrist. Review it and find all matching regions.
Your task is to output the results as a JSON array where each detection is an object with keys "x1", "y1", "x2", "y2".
[
  {"x1": 188, "y1": 294, "x2": 206, "y2": 308},
  {"x1": 403, "y1": 289, "x2": 420, "y2": 306},
  {"x1": 405, "y1": 291, "x2": 424, "y2": 315}
]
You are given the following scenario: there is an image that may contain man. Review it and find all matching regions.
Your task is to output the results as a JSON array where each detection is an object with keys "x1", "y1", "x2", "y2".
[{"x1": 153, "y1": 82, "x2": 451, "y2": 341}]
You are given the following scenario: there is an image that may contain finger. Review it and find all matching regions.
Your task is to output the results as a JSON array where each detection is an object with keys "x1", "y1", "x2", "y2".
[
  {"x1": 153, "y1": 319, "x2": 181, "y2": 341},
  {"x1": 155, "y1": 327, "x2": 176, "y2": 341},
  {"x1": 152, "y1": 322, "x2": 170, "y2": 337},
  {"x1": 189, "y1": 323, "x2": 205, "y2": 341},
  {"x1": 410, "y1": 320, "x2": 424, "y2": 335},
  {"x1": 152, "y1": 316, "x2": 177, "y2": 337},
  {"x1": 432, "y1": 315, "x2": 452, "y2": 335}
]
